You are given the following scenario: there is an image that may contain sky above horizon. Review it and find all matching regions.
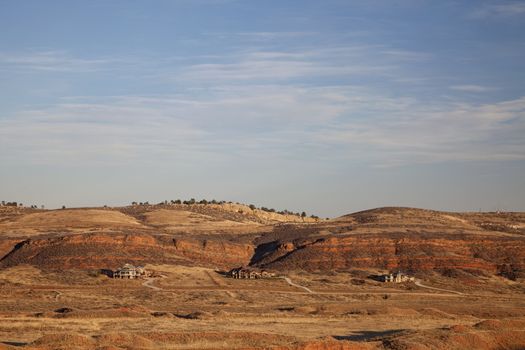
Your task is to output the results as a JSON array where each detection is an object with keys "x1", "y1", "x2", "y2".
[{"x1": 1, "y1": 0, "x2": 524, "y2": 217}]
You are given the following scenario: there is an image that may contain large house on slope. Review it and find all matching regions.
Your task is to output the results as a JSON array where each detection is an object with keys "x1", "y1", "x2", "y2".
[
  {"x1": 227, "y1": 266, "x2": 276, "y2": 279},
  {"x1": 381, "y1": 271, "x2": 415, "y2": 283},
  {"x1": 112, "y1": 264, "x2": 147, "y2": 279}
]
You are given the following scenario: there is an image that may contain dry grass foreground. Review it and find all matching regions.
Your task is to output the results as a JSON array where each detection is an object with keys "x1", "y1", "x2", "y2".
[
  {"x1": 0, "y1": 264, "x2": 524, "y2": 349},
  {"x1": 0, "y1": 204, "x2": 524, "y2": 349}
]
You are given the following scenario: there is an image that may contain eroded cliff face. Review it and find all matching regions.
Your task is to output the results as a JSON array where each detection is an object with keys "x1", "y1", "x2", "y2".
[
  {"x1": 1, "y1": 206, "x2": 524, "y2": 276},
  {"x1": 246, "y1": 207, "x2": 525, "y2": 276},
  {"x1": 253, "y1": 234, "x2": 525, "y2": 275},
  {"x1": 172, "y1": 238, "x2": 254, "y2": 267},
  {"x1": 1, "y1": 230, "x2": 524, "y2": 276},
  {"x1": 0, "y1": 233, "x2": 253, "y2": 270},
  {"x1": 0, "y1": 238, "x2": 23, "y2": 261}
]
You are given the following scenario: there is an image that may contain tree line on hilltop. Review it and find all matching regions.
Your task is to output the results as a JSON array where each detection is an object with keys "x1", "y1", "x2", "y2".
[
  {"x1": 1, "y1": 201, "x2": 43, "y2": 209},
  {"x1": 131, "y1": 199, "x2": 319, "y2": 219},
  {"x1": 1, "y1": 199, "x2": 320, "y2": 220}
]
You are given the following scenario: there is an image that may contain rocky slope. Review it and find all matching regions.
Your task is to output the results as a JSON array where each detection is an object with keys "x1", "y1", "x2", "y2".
[
  {"x1": 252, "y1": 207, "x2": 525, "y2": 277},
  {"x1": 252, "y1": 233, "x2": 524, "y2": 275},
  {"x1": 0, "y1": 205, "x2": 524, "y2": 278},
  {"x1": 0, "y1": 233, "x2": 253, "y2": 270}
]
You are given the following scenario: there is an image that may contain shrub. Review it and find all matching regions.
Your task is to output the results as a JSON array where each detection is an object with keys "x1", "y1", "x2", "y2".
[
  {"x1": 87, "y1": 270, "x2": 100, "y2": 277},
  {"x1": 498, "y1": 264, "x2": 520, "y2": 281},
  {"x1": 351, "y1": 279, "x2": 366, "y2": 285}
]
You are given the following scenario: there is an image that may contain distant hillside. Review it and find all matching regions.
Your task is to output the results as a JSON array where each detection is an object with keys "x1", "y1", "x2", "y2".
[
  {"x1": 0, "y1": 205, "x2": 524, "y2": 280},
  {"x1": 250, "y1": 207, "x2": 525, "y2": 279},
  {"x1": 0, "y1": 202, "x2": 317, "y2": 238},
  {"x1": 334, "y1": 207, "x2": 525, "y2": 235}
]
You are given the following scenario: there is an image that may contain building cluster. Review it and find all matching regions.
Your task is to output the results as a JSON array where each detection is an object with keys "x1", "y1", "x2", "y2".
[
  {"x1": 381, "y1": 271, "x2": 415, "y2": 283},
  {"x1": 227, "y1": 266, "x2": 276, "y2": 279},
  {"x1": 105, "y1": 264, "x2": 150, "y2": 279}
]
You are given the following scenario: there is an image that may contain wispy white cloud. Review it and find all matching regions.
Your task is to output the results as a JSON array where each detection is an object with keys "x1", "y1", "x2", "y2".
[
  {"x1": 175, "y1": 46, "x2": 400, "y2": 83},
  {"x1": 470, "y1": 2, "x2": 525, "y2": 19},
  {"x1": 234, "y1": 31, "x2": 317, "y2": 41},
  {"x1": 1, "y1": 86, "x2": 524, "y2": 167},
  {"x1": 449, "y1": 85, "x2": 497, "y2": 92},
  {"x1": 0, "y1": 40, "x2": 520, "y2": 168},
  {"x1": 314, "y1": 96, "x2": 525, "y2": 166},
  {"x1": 380, "y1": 49, "x2": 432, "y2": 62},
  {"x1": 202, "y1": 31, "x2": 317, "y2": 43},
  {"x1": 0, "y1": 50, "x2": 122, "y2": 72}
]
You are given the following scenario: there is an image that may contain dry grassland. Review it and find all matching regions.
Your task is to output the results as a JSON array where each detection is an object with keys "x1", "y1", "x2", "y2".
[{"x1": 0, "y1": 264, "x2": 524, "y2": 349}]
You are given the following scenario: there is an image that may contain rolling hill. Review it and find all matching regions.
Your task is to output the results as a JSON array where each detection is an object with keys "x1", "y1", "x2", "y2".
[{"x1": 0, "y1": 204, "x2": 524, "y2": 279}]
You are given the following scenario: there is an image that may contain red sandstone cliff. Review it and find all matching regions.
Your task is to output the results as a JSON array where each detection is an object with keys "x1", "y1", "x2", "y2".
[
  {"x1": 253, "y1": 234, "x2": 525, "y2": 276},
  {"x1": 0, "y1": 233, "x2": 253, "y2": 270},
  {"x1": 0, "y1": 206, "x2": 524, "y2": 277}
]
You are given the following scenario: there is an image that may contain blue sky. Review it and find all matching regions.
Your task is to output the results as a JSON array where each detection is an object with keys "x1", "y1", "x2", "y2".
[{"x1": 1, "y1": 0, "x2": 524, "y2": 216}]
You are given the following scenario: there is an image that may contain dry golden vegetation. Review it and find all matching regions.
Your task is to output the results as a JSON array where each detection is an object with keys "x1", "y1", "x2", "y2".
[
  {"x1": 0, "y1": 265, "x2": 524, "y2": 349},
  {"x1": 0, "y1": 204, "x2": 524, "y2": 349}
]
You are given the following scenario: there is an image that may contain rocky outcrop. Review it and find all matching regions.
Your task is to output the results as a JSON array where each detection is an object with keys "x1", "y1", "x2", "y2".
[
  {"x1": 0, "y1": 233, "x2": 165, "y2": 269},
  {"x1": 172, "y1": 238, "x2": 254, "y2": 267},
  {"x1": 253, "y1": 234, "x2": 525, "y2": 275},
  {"x1": 0, "y1": 238, "x2": 23, "y2": 260},
  {"x1": 245, "y1": 207, "x2": 525, "y2": 276},
  {"x1": 1, "y1": 206, "x2": 525, "y2": 277},
  {"x1": 2, "y1": 229, "x2": 525, "y2": 276},
  {"x1": 0, "y1": 233, "x2": 253, "y2": 270}
]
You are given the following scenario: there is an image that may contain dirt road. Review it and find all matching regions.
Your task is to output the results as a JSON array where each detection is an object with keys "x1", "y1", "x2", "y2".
[
  {"x1": 142, "y1": 278, "x2": 162, "y2": 291},
  {"x1": 282, "y1": 276, "x2": 315, "y2": 294},
  {"x1": 415, "y1": 280, "x2": 464, "y2": 295},
  {"x1": 24, "y1": 281, "x2": 480, "y2": 299}
]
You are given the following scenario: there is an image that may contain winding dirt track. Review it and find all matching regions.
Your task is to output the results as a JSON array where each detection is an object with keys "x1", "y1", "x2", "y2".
[
  {"x1": 282, "y1": 276, "x2": 315, "y2": 294},
  {"x1": 27, "y1": 284, "x2": 467, "y2": 297},
  {"x1": 23, "y1": 278, "x2": 486, "y2": 299},
  {"x1": 414, "y1": 280, "x2": 464, "y2": 295},
  {"x1": 142, "y1": 278, "x2": 162, "y2": 290}
]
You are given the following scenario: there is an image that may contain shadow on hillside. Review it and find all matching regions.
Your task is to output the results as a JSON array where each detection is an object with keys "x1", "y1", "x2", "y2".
[
  {"x1": 367, "y1": 274, "x2": 385, "y2": 282},
  {"x1": 214, "y1": 270, "x2": 230, "y2": 276},
  {"x1": 249, "y1": 240, "x2": 281, "y2": 265},
  {"x1": 0, "y1": 240, "x2": 29, "y2": 265},
  {"x1": 333, "y1": 329, "x2": 406, "y2": 341},
  {"x1": 2, "y1": 341, "x2": 28, "y2": 347}
]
